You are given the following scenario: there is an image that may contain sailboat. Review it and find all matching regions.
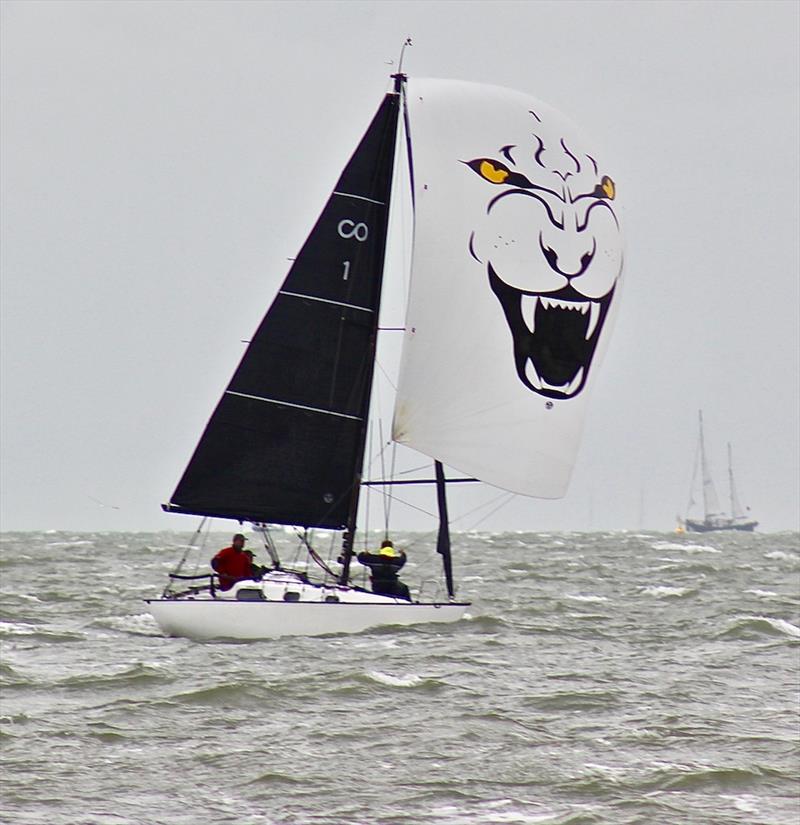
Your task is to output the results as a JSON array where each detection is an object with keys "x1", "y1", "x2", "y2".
[
  {"x1": 147, "y1": 63, "x2": 625, "y2": 640},
  {"x1": 681, "y1": 411, "x2": 758, "y2": 533}
]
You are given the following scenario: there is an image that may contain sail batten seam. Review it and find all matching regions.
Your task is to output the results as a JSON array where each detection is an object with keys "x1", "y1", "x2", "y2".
[
  {"x1": 333, "y1": 191, "x2": 385, "y2": 205},
  {"x1": 225, "y1": 391, "x2": 363, "y2": 421},
  {"x1": 279, "y1": 290, "x2": 373, "y2": 313}
]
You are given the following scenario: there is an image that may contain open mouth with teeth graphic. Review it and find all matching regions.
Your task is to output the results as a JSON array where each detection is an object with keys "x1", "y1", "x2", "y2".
[
  {"x1": 464, "y1": 137, "x2": 621, "y2": 401},
  {"x1": 489, "y1": 265, "x2": 615, "y2": 399}
]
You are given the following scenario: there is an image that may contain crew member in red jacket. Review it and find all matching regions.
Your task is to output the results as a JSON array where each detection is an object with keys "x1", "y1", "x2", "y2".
[{"x1": 211, "y1": 533, "x2": 258, "y2": 591}]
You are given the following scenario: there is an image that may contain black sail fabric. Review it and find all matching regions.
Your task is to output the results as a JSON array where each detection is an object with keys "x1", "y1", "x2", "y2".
[{"x1": 164, "y1": 93, "x2": 400, "y2": 528}]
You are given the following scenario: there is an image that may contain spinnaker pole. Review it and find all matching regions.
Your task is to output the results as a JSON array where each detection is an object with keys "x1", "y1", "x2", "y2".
[{"x1": 435, "y1": 460, "x2": 455, "y2": 599}]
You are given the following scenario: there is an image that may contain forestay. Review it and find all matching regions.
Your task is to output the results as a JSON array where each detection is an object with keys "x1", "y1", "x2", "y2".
[{"x1": 393, "y1": 79, "x2": 624, "y2": 498}]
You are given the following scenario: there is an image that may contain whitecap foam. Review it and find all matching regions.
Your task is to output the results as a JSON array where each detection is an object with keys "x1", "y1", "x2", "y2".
[
  {"x1": 652, "y1": 540, "x2": 719, "y2": 553},
  {"x1": 651, "y1": 541, "x2": 689, "y2": 552},
  {"x1": 429, "y1": 800, "x2": 570, "y2": 824},
  {"x1": 765, "y1": 551, "x2": 798, "y2": 562},
  {"x1": 640, "y1": 585, "x2": 693, "y2": 598},
  {"x1": 366, "y1": 671, "x2": 423, "y2": 688},
  {"x1": 565, "y1": 594, "x2": 609, "y2": 603},
  {"x1": 680, "y1": 544, "x2": 720, "y2": 554},
  {"x1": 105, "y1": 613, "x2": 163, "y2": 636},
  {"x1": 744, "y1": 589, "x2": 778, "y2": 598},
  {"x1": 747, "y1": 616, "x2": 800, "y2": 638},
  {"x1": 720, "y1": 794, "x2": 760, "y2": 814},
  {"x1": 45, "y1": 540, "x2": 94, "y2": 547},
  {"x1": 0, "y1": 621, "x2": 37, "y2": 636}
]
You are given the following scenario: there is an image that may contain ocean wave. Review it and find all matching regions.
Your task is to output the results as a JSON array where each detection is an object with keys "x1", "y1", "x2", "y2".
[
  {"x1": 169, "y1": 682, "x2": 270, "y2": 706},
  {"x1": 680, "y1": 544, "x2": 721, "y2": 554},
  {"x1": 458, "y1": 614, "x2": 509, "y2": 632},
  {"x1": 655, "y1": 761, "x2": 781, "y2": 791},
  {"x1": 523, "y1": 688, "x2": 621, "y2": 711},
  {"x1": 651, "y1": 540, "x2": 721, "y2": 554},
  {"x1": 84, "y1": 722, "x2": 134, "y2": 742},
  {"x1": 651, "y1": 541, "x2": 689, "y2": 552},
  {"x1": 764, "y1": 550, "x2": 799, "y2": 562},
  {"x1": 246, "y1": 771, "x2": 306, "y2": 786},
  {"x1": 719, "y1": 794, "x2": 762, "y2": 814},
  {"x1": 99, "y1": 613, "x2": 163, "y2": 636},
  {"x1": 0, "y1": 620, "x2": 84, "y2": 643},
  {"x1": 719, "y1": 615, "x2": 800, "y2": 640},
  {"x1": 0, "y1": 661, "x2": 32, "y2": 687},
  {"x1": 0, "y1": 592, "x2": 42, "y2": 603},
  {"x1": 565, "y1": 612, "x2": 609, "y2": 621},
  {"x1": 653, "y1": 557, "x2": 718, "y2": 574},
  {"x1": 365, "y1": 670, "x2": 427, "y2": 688},
  {"x1": 54, "y1": 662, "x2": 172, "y2": 689},
  {"x1": 45, "y1": 540, "x2": 96, "y2": 547},
  {"x1": 427, "y1": 799, "x2": 597, "y2": 825}
]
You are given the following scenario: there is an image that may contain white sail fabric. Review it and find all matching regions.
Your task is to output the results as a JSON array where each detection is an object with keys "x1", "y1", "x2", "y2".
[{"x1": 393, "y1": 78, "x2": 624, "y2": 498}]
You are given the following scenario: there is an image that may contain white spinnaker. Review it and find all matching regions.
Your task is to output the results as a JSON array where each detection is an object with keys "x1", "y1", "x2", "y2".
[{"x1": 393, "y1": 78, "x2": 624, "y2": 498}]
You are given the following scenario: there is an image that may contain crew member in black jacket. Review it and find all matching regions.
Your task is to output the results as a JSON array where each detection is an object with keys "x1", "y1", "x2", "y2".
[{"x1": 357, "y1": 539, "x2": 411, "y2": 600}]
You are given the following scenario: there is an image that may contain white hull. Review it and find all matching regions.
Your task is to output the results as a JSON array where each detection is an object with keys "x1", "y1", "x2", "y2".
[{"x1": 147, "y1": 572, "x2": 469, "y2": 640}]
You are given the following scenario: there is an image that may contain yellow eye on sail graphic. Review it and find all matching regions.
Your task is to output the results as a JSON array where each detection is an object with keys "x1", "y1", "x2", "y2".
[
  {"x1": 479, "y1": 160, "x2": 509, "y2": 184},
  {"x1": 463, "y1": 158, "x2": 536, "y2": 190},
  {"x1": 600, "y1": 175, "x2": 615, "y2": 199}
]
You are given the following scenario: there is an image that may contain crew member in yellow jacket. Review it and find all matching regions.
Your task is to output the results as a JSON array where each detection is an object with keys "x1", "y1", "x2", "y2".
[{"x1": 357, "y1": 539, "x2": 411, "y2": 601}]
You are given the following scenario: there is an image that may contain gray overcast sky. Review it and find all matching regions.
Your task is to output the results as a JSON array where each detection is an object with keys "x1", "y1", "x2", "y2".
[{"x1": 2, "y1": 0, "x2": 798, "y2": 534}]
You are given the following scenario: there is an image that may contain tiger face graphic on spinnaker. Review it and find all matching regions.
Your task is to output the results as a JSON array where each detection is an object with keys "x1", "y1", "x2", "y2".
[{"x1": 465, "y1": 114, "x2": 623, "y2": 400}]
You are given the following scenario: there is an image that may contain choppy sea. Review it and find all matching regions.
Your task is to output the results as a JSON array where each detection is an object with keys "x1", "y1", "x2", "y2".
[{"x1": 1, "y1": 529, "x2": 798, "y2": 825}]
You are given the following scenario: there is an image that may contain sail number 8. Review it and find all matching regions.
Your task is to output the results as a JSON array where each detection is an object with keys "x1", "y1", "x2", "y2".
[{"x1": 337, "y1": 220, "x2": 369, "y2": 242}]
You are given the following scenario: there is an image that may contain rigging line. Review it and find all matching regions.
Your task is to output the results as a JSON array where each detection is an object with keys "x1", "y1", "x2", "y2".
[
  {"x1": 398, "y1": 528, "x2": 440, "y2": 555},
  {"x1": 390, "y1": 491, "x2": 514, "y2": 556},
  {"x1": 463, "y1": 492, "x2": 517, "y2": 531},
  {"x1": 387, "y1": 440, "x2": 398, "y2": 534},
  {"x1": 378, "y1": 490, "x2": 438, "y2": 521},
  {"x1": 374, "y1": 357, "x2": 398, "y2": 392},
  {"x1": 450, "y1": 489, "x2": 513, "y2": 524},
  {"x1": 397, "y1": 462, "x2": 432, "y2": 476},
  {"x1": 252, "y1": 523, "x2": 281, "y2": 569},
  {"x1": 293, "y1": 528, "x2": 338, "y2": 579},
  {"x1": 172, "y1": 516, "x2": 208, "y2": 575},
  {"x1": 164, "y1": 517, "x2": 210, "y2": 596},
  {"x1": 364, "y1": 428, "x2": 373, "y2": 554},
  {"x1": 379, "y1": 418, "x2": 389, "y2": 538}
]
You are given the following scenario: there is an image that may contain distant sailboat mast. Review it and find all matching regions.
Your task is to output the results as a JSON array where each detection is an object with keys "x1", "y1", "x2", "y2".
[
  {"x1": 728, "y1": 442, "x2": 746, "y2": 521},
  {"x1": 698, "y1": 410, "x2": 721, "y2": 519}
]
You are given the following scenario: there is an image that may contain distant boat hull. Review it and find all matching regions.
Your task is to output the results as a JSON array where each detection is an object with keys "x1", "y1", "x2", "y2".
[
  {"x1": 146, "y1": 572, "x2": 469, "y2": 640},
  {"x1": 684, "y1": 518, "x2": 758, "y2": 533}
]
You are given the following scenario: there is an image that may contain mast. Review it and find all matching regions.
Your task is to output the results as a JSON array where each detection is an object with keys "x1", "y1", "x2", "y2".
[
  {"x1": 728, "y1": 442, "x2": 747, "y2": 520},
  {"x1": 338, "y1": 80, "x2": 405, "y2": 585},
  {"x1": 728, "y1": 442, "x2": 734, "y2": 519},
  {"x1": 698, "y1": 410, "x2": 709, "y2": 519}
]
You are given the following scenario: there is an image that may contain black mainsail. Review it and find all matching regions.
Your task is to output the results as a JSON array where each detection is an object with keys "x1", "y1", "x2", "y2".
[{"x1": 164, "y1": 93, "x2": 400, "y2": 530}]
